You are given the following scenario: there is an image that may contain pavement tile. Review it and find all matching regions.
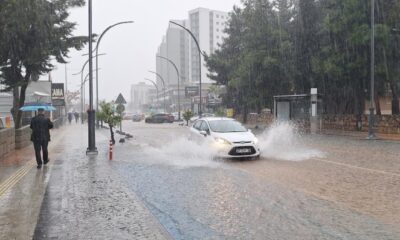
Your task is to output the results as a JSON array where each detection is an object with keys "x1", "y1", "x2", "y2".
[{"x1": 0, "y1": 124, "x2": 170, "y2": 240}]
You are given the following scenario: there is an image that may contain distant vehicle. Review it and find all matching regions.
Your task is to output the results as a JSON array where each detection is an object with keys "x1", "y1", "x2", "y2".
[
  {"x1": 132, "y1": 114, "x2": 143, "y2": 122},
  {"x1": 189, "y1": 117, "x2": 260, "y2": 159},
  {"x1": 145, "y1": 113, "x2": 174, "y2": 123},
  {"x1": 123, "y1": 113, "x2": 133, "y2": 120},
  {"x1": 189, "y1": 113, "x2": 215, "y2": 123},
  {"x1": 171, "y1": 112, "x2": 182, "y2": 121}
]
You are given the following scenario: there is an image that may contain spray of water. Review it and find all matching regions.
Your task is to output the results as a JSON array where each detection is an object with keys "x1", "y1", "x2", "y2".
[
  {"x1": 258, "y1": 122, "x2": 325, "y2": 161},
  {"x1": 141, "y1": 136, "x2": 221, "y2": 168}
]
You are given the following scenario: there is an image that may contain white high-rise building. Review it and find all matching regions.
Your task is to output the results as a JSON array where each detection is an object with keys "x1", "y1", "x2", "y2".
[
  {"x1": 130, "y1": 82, "x2": 154, "y2": 112},
  {"x1": 189, "y1": 8, "x2": 229, "y2": 84},
  {"x1": 156, "y1": 20, "x2": 190, "y2": 89}
]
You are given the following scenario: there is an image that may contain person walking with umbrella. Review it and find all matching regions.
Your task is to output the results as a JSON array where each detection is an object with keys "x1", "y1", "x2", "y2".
[{"x1": 30, "y1": 108, "x2": 54, "y2": 168}]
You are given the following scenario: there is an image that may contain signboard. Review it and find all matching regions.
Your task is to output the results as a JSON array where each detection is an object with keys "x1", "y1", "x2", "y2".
[
  {"x1": 51, "y1": 83, "x2": 65, "y2": 106},
  {"x1": 51, "y1": 83, "x2": 64, "y2": 99},
  {"x1": 226, "y1": 108, "x2": 234, "y2": 118},
  {"x1": 115, "y1": 93, "x2": 127, "y2": 104},
  {"x1": 185, "y1": 86, "x2": 199, "y2": 97}
]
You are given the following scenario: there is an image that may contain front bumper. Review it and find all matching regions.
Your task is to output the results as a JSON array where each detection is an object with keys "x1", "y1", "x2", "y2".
[{"x1": 213, "y1": 142, "x2": 261, "y2": 158}]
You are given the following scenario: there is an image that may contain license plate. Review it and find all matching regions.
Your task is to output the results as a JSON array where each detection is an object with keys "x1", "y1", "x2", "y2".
[{"x1": 236, "y1": 148, "x2": 251, "y2": 153}]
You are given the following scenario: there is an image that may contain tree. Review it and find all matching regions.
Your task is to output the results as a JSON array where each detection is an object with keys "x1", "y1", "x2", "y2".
[
  {"x1": 97, "y1": 101, "x2": 121, "y2": 145},
  {"x1": 182, "y1": 110, "x2": 194, "y2": 126},
  {"x1": 0, "y1": 0, "x2": 88, "y2": 128}
]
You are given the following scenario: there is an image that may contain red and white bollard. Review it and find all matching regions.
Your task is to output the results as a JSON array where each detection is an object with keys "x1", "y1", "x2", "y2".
[{"x1": 109, "y1": 140, "x2": 113, "y2": 160}]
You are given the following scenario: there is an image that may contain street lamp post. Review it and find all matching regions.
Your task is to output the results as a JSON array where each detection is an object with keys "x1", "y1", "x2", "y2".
[
  {"x1": 94, "y1": 21, "x2": 133, "y2": 128},
  {"x1": 149, "y1": 71, "x2": 166, "y2": 113},
  {"x1": 87, "y1": 0, "x2": 97, "y2": 154},
  {"x1": 368, "y1": 0, "x2": 376, "y2": 139},
  {"x1": 145, "y1": 78, "x2": 159, "y2": 108},
  {"x1": 170, "y1": 21, "x2": 204, "y2": 117},
  {"x1": 157, "y1": 55, "x2": 181, "y2": 120},
  {"x1": 73, "y1": 53, "x2": 106, "y2": 124}
]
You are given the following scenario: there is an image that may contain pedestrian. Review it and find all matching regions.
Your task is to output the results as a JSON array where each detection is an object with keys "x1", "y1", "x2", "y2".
[
  {"x1": 68, "y1": 112, "x2": 73, "y2": 124},
  {"x1": 30, "y1": 108, "x2": 54, "y2": 168},
  {"x1": 74, "y1": 111, "x2": 79, "y2": 123}
]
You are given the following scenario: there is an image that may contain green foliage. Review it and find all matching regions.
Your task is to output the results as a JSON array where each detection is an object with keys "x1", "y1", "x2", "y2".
[
  {"x1": 205, "y1": 0, "x2": 400, "y2": 115},
  {"x1": 98, "y1": 101, "x2": 122, "y2": 128},
  {"x1": 214, "y1": 108, "x2": 226, "y2": 117},
  {"x1": 182, "y1": 110, "x2": 194, "y2": 126},
  {"x1": 0, "y1": 0, "x2": 88, "y2": 127}
]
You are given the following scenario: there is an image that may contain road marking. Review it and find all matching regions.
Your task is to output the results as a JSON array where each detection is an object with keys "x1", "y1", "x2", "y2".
[
  {"x1": 313, "y1": 158, "x2": 400, "y2": 178},
  {"x1": 0, "y1": 127, "x2": 66, "y2": 198},
  {"x1": 0, "y1": 161, "x2": 35, "y2": 196}
]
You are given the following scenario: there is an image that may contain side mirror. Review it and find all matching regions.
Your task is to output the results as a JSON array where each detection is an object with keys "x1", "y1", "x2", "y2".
[{"x1": 199, "y1": 130, "x2": 207, "y2": 137}]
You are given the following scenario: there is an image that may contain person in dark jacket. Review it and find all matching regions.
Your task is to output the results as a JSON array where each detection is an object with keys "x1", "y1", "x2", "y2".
[{"x1": 30, "y1": 108, "x2": 54, "y2": 168}]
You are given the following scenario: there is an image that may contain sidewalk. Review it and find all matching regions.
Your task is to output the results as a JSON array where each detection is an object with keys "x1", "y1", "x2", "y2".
[
  {"x1": 319, "y1": 129, "x2": 400, "y2": 141},
  {"x1": 0, "y1": 124, "x2": 169, "y2": 240},
  {"x1": 245, "y1": 123, "x2": 400, "y2": 141}
]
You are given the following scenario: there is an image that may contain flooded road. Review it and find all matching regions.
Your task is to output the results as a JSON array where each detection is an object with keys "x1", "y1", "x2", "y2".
[{"x1": 110, "y1": 121, "x2": 400, "y2": 240}]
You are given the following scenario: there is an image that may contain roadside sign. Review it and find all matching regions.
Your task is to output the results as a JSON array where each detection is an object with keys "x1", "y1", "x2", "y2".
[
  {"x1": 115, "y1": 93, "x2": 127, "y2": 104},
  {"x1": 185, "y1": 86, "x2": 199, "y2": 97}
]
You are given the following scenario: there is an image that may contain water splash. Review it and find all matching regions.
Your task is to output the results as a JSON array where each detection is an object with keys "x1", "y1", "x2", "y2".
[
  {"x1": 258, "y1": 122, "x2": 325, "y2": 161},
  {"x1": 141, "y1": 137, "x2": 220, "y2": 168}
]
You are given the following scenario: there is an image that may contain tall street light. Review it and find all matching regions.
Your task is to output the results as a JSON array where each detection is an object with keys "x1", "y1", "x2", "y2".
[
  {"x1": 86, "y1": 0, "x2": 97, "y2": 155},
  {"x1": 170, "y1": 21, "x2": 205, "y2": 117},
  {"x1": 95, "y1": 21, "x2": 133, "y2": 128},
  {"x1": 368, "y1": 0, "x2": 376, "y2": 139},
  {"x1": 157, "y1": 55, "x2": 181, "y2": 120},
  {"x1": 145, "y1": 78, "x2": 159, "y2": 108},
  {"x1": 149, "y1": 70, "x2": 166, "y2": 113},
  {"x1": 73, "y1": 53, "x2": 106, "y2": 123}
]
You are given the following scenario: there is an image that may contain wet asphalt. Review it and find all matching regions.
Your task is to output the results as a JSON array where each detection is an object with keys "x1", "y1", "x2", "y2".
[{"x1": 107, "y1": 121, "x2": 400, "y2": 240}]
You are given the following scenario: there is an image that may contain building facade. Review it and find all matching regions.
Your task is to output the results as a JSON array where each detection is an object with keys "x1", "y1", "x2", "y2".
[
  {"x1": 188, "y1": 8, "x2": 229, "y2": 84},
  {"x1": 130, "y1": 82, "x2": 154, "y2": 113}
]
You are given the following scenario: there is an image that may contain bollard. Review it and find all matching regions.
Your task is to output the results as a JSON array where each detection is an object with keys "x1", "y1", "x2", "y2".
[{"x1": 109, "y1": 140, "x2": 113, "y2": 160}]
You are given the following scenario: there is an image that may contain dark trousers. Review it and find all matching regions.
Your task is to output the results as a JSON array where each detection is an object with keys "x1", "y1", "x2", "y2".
[{"x1": 34, "y1": 140, "x2": 49, "y2": 165}]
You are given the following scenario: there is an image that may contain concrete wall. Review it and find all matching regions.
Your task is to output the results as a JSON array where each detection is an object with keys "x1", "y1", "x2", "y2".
[
  {"x1": 237, "y1": 112, "x2": 400, "y2": 135},
  {"x1": 0, "y1": 128, "x2": 15, "y2": 160},
  {"x1": 321, "y1": 115, "x2": 400, "y2": 134},
  {"x1": 15, "y1": 125, "x2": 31, "y2": 149}
]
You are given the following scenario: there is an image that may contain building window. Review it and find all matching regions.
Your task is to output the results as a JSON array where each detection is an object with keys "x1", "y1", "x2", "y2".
[
  {"x1": 216, "y1": 22, "x2": 219, "y2": 25},
  {"x1": 216, "y1": 29, "x2": 219, "y2": 32},
  {"x1": 216, "y1": 14, "x2": 219, "y2": 18}
]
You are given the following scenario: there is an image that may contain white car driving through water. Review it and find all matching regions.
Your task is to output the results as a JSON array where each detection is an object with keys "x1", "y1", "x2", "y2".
[{"x1": 189, "y1": 117, "x2": 260, "y2": 159}]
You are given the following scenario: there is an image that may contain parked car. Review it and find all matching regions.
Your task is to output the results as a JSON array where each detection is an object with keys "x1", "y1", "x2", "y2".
[
  {"x1": 189, "y1": 113, "x2": 215, "y2": 123},
  {"x1": 145, "y1": 113, "x2": 174, "y2": 123},
  {"x1": 132, "y1": 114, "x2": 143, "y2": 122},
  {"x1": 189, "y1": 117, "x2": 260, "y2": 159},
  {"x1": 171, "y1": 112, "x2": 182, "y2": 121}
]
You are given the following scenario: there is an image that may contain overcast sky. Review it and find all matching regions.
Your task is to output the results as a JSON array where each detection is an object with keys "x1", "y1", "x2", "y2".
[{"x1": 50, "y1": 0, "x2": 241, "y2": 103}]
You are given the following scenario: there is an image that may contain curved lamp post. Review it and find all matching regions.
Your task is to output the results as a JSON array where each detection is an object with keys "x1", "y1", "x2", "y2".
[
  {"x1": 157, "y1": 55, "x2": 181, "y2": 120},
  {"x1": 145, "y1": 78, "x2": 159, "y2": 108},
  {"x1": 368, "y1": 0, "x2": 376, "y2": 139},
  {"x1": 73, "y1": 53, "x2": 106, "y2": 123},
  {"x1": 148, "y1": 71, "x2": 166, "y2": 113},
  {"x1": 170, "y1": 21, "x2": 205, "y2": 117},
  {"x1": 95, "y1": 21, "x2": 133, "y2": 128}
]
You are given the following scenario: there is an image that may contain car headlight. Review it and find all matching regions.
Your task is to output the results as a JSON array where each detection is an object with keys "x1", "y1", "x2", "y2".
[
  {"x1": 214, "y1": 137, "x2": 231, "y2": 145},
  {"x1": 253, "y1": 137, "x2": 259, "y2": 145}
]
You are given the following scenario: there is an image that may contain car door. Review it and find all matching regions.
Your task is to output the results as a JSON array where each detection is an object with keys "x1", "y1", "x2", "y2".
[{"x1": 190, "y1": 120, "x2": 203, "y2": 141}]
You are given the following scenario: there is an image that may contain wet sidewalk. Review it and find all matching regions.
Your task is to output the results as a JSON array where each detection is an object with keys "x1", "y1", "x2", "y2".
[
  {"x1": 245, "y1": 123, "x2": 400, "y2": 141},
  {"x1": 0, "y1": 124, "x2": 169, "y2": 240}
]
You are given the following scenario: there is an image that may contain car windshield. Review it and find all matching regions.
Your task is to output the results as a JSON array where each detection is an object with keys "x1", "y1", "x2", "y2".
[{"x1": 208, "y1": 120, "x2": 247, "y2": 133}]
